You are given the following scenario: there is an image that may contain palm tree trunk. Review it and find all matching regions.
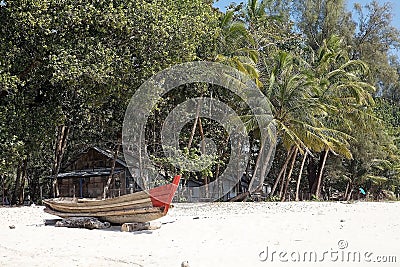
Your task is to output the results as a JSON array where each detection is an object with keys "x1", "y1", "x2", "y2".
[
  {"x1": 295, "y1": 151, "x2": 308, "y2": 201},
  {"x1": 270, "y1": 147, "x2": 295, "y2": 196},
  {"x1": 307, "y1": 156, "x2": 318, "y2": 195},
  {"x1": 344, "y1": 180, "x2": 354, "y2": 201},
  {"x1": 248, "y1": 140, "x2": 265, "y2": 191},
  {"x1": 234, "y1": 135, "x2": 276, "y2": 200},
  {"x1": 346, "y1": 188, "x2": 354, "y2": 201},
  {"x1": 278, "y1": 167, "x2": 286, "y2": 198},
  {"x1": 253, "y1": 136, "x2": 277, "y2": 192},
  {"x1": 282, "y1": 147, "x2": 298, "y2": 201},
  {"x1": 315, "y1": 149, "x2": 329, "y2": 199},
  {"x1": 248, "y1": 124, "x2": 276, "y2": 192},
  {"x1": 344, "y1": 179, "x2": 350, "y2": 200}
]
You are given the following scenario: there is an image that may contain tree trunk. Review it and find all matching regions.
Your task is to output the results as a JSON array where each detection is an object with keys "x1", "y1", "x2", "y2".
[
  {"x1": 252, "y1": 136, "x2": 277, "y2": 193},
  {"x1": 307, "y1": 152, "x2": 325, "y2": 197},
  {"x1": 248, "y1": 129, "x2": 276, "y2": 193},
  {"x1": 138, "y1": 129, "x2": 147, "y2": 189},
  {"x1": 281, "y1": 147, "x2": 298, "y2": 201},
  {"x1": 295, "y1": 151, "x2": 308, "y2": 201},
  {"x1": 1, "y1": 174, "x2": 4, "y2": 205},
  {"x1": 103, "y1": 139, "x2": 121, "y2": 199},
  {"x1": 11, "y1": 160, "x2": 22, "y2": 205},
  {"x1": 278, "y1": 167, "x2": 286, "y2": 198},
  {"x1": 187, "y1": 100, "x2": 202, "y2": 150},
  {"x1": 197, "y1": 118, "x2": 209, "y2": 198},
  {"x1": 344, "y1": 179, "x2": 350, "y2": 200},
  {"x1": 248, "y1": 140, "x2": 264, "y2": 191},
  {"x1": 216, "y1": 135, "x2": 229, "y2": 199},
  {"x1": 307, "y1": 156, "x2": 318, "y2": 195},
  {"x1": 19, "y1": 159, "x2": 27, "y2": 204},
  {"x1": 52, "y1": 125, "x2": 69, "y2": 197},
  {"x1": 346, "y1": 188, "x2": 353, "y2": 201},
  {"x1": 344, "y1": 180, "x2": 354, "y2": 201},
  {"x1": 315, "y1": 149, "x2": 329, "y2": 199},
  {"x1": 270, "y1": 147, "x2": 295, "y2": 196}
]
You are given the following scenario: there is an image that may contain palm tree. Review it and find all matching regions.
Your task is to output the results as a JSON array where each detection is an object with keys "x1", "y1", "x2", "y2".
[
  {"x1": 263, "y1": 36, "x2": 376, "y2": 201},
  {"x1": 244, "y1": 0, "x2": 269, "y2": 28},
  {"x1": 216, "y1": 10, "x2": 262, "y2": 88},
  {"x1": 263, "y1": 50, "x2": 337, "y2": 199},
  {"x1": 306, "y1": 35, "x2": 377, "y2": 199}
]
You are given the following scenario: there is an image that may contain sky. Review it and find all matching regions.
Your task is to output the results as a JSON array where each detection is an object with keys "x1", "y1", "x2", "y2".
[{"x1": 213, "y1": 0, "x2": 400, "y2": 57}]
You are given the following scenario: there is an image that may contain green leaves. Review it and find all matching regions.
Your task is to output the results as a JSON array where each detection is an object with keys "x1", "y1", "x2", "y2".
[
  {"x1": 0, "y1": 0, "x2": 221, "y2": 201},
  {"x1": 0, "y1": 0, "x2": 399, "y2": 201}
]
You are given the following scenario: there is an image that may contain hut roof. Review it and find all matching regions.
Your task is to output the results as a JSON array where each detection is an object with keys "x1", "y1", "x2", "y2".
[
  {"x1": 62, "y1": 146, "x2": 127, "y2": 171},
  {"x1": 56, "y1": 168, "x2": 125, "y2": 179}
]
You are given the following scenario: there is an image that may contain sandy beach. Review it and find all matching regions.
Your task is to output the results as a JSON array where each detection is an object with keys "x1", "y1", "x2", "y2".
[{"x1": 0, "y1": 202, "x2": 399, "y2": 267}]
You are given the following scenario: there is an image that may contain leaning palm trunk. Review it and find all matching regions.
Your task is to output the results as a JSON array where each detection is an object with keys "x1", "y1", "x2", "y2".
[
  {"x1": 281, "y1": 147, "x2": 298, "y2": 201},
  {"x1": 344, "y1": 180, "x2": 354, "y2": 201},
  {"x1": 315, "y1": 149, "x2": 329, "y2": 199},
  {"x1": 295, "y1": 151, "x2": 308, "y2": 201},
  {"x1": 248, "y1": 139, "x2": 266, "y2": 192},
  {"x1": 278, "y1": 168, "x2": 286, "y2": 197},
  {"x1": 344, "y1": 180, "x2": 350, "y2": 200},
  {"x1": 250, "y1": 139, "x2": 276, "y2": 193},
  {"x1": 248, "y1": 122, "x2": 277, "y2": 193},
  {"x1": 270, "y1": 147, "x2": 295, "y2": 197}
]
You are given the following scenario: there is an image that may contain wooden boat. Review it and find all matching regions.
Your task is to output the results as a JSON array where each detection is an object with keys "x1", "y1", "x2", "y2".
[{"x1": 44, "y1": 175, "x2": 181, "y2": 224}]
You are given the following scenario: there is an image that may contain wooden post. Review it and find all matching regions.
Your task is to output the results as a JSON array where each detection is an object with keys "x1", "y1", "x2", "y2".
[{"x1": 79, "y1": 178, "x2": 83, "y2": 198}]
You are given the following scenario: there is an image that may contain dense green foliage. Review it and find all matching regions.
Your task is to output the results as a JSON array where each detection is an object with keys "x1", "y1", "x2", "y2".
[{"x1": 1, "y1": 0, "x2": 399, "y2": 204}]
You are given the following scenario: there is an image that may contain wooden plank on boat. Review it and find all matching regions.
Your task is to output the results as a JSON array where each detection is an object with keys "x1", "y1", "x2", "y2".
[
  {"x1": 43, "y1": 190, "x2": 149, "y2": 207},
  {"x1": 43, "y1": 197, "x2": 153, "y2": 213},
  {"x1": 44, "y1": 206, "x2": 164, "y2": 217},
  {"x1": 85, "y1": 191, "x2": 149, "y2": 204}
]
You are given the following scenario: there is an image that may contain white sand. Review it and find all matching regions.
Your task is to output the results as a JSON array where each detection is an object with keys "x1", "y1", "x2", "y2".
[{"x1": 1, "y1": 202, "x2": 399, "y2": 267}]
